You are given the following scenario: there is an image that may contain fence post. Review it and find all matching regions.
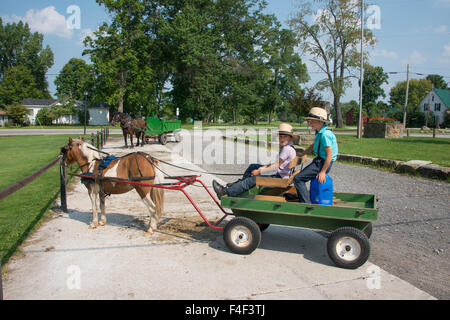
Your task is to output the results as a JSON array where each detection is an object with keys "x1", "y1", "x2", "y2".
[
  {"x1": 97, "y1": 131, "x2": 100, "y2": 149},
  {"x1": 91, "y1": 133, "x2": 95, "y2": 146},
  {"x1": 433, "y1": 128, "x2": 436, "y2": 138},
  {"x1": 100, "y1": 130, "x2": 103, "y2": 149},
  {"x1": 59, "y1": 157, "x2": 67, "y2": 213},
  {"x1": 0, "y1": 263, "x2": 3, "y2": 300}
]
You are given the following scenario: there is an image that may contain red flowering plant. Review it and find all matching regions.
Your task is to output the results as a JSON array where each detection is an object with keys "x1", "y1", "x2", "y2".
[{"x1": 367, "y1": 117, "x2": 398, "y2": 124}]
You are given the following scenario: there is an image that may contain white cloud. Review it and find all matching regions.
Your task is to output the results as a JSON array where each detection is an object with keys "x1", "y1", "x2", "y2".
[
  {"x1": 372, "y1": 49, "x2": 399, "y2": 60},
  {"x1": 2, "y1": 6, "x2": 73, "y2": 39},
  {"x1": 403, "y1": 50, "x2": 427, "y2": 65},
  {"x1": 442, "y1": 44, "x2": 450, "y2": 57},
  {"x1": 434, "y1": 25, "x2": 449, "y2": 34},
  {"x1": 437, "y1": 44, "x2": 450, "y2": 64}
]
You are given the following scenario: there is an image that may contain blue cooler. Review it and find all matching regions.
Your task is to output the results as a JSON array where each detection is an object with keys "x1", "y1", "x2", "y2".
[{"x1": 310, "y1": 174, "x2": 333, "y2": 205}]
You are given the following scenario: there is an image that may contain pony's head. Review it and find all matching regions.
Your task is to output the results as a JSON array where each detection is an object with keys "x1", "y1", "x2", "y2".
[
  {"x1": 61, "y1": 137, "x2": 100, "y2": 172},
  {"x1": 111, "y1": 112, "x2": 127, "y2": 126}
]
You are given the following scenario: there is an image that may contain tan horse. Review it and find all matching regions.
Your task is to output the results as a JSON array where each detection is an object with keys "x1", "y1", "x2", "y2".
[{"x1": 61, "y1": 137, "x2": 164, "y2": 234}]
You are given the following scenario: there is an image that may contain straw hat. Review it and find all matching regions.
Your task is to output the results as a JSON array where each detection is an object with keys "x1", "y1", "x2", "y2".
[
  {"x1": 278, "y1": 123, "x2": 294, "y2": 137},
  {"x1": 305, "y1": 107, "x2": 329, "y2": 123}
]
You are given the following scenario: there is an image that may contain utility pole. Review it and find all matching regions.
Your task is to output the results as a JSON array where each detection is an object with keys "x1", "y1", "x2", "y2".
[
  {"x1": 83, "y1": 91, "x2": 88, "y2": 135},
  {"x1": 357, "y1": 0, "x2": 364, "y2": 139},
  {"x1": 425, "y1": 83, "x2": 433, "y2": 128},
  {"x1": 402, "y1": 64, "x2": 410, "y2": 128}
]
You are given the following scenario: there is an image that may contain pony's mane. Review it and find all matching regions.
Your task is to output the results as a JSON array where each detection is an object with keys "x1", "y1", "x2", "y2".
[{"x1": 74, "y1": 139, "x2": 102, "y2": 163}]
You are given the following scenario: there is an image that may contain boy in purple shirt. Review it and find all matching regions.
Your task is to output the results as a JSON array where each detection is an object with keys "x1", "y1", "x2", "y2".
[{"x1": 213, "y1": 123, "x2": 297, "y2": 199}]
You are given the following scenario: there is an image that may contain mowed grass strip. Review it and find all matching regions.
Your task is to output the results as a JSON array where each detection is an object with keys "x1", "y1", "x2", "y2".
[
  {"x1": 0, "y1": 135, "x2": 84, "y2": 265},
  {"x1": 335, "y1": 136, "x2": 450, "y2": 168}
]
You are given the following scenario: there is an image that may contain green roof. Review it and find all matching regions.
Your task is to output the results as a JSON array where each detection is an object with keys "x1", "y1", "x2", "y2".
[{"x1": 434, "y1": 88, "x2": 450, "y2": 107}]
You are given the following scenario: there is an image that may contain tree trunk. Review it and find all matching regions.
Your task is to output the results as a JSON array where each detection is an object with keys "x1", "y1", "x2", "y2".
[
  {"x1": 333, "y1": 95, "x2": 344, "y2": 128},
  {"x1": 118, "y1": 69, "x2": 126, "y2": 113},
  {"x1": 268, "y1": 109, "x2": 273, "y2": 124}
]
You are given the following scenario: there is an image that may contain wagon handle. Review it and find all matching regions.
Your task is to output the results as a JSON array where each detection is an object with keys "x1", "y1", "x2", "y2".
[{"x1": 355, "y1": 210, "x2": 365, "y2": 216}]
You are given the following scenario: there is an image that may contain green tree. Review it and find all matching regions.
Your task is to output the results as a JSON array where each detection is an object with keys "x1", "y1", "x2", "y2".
[
  {"x1": 289, "y1": 0, "x2": 376, "y2": 128},
  {"x1": 0, "y1": 18, "x2": 53, "y2": 97},
  {"x1": 84, "y1": 0, "x2": 153, "y2": 114},
  {"x1": 6, "y1": 102, "x2": 30, "y2": 125},
  {"x1": 290, "y1": 87, "x2": 323, "y2": 123},
  {"x1": 55, "y1": 58, "x2": 94, "y2": 101},
  {"x1": 0, "y1": 65, "x2": 44, "y2": 105},
  {"x1": 389, "y1": 79, "x2": 433, "y2": 127},
  {"x1": 389, "y1": 78, "x2": 432, "y2": 110},
  {"x1": 36, "y1": 108, "x2": 54, "y2": 125},
  {"x1": 261, "y1": 27, "x2": 309, "y2": 123},
  {"x1": 362, "y1": 65, "x2": 388, "y2": 117},
  {"x1": 425, "y1": 74, "x2": 448, "y2": 90}
]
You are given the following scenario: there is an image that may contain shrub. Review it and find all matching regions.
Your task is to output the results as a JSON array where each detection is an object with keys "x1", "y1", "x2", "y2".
[
  {"x1": 6, "y1": 103, "x2": 30, "y2": 126},
  {"x1": 368, "y1": 116, "x2": 397, "y2": 124},
  {"x1": 36, "y1": 108, "x2": 54, "y2": 125}
]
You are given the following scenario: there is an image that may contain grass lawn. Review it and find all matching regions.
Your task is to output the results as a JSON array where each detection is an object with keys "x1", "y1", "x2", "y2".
[
  {"x1": 0, "y1": 135, "x2": 89, "y2": 265},
  {"x1": 333, "y1": 136, "x2": 450, "y2": 167},
  {"x1": 231, "y1": 133, "x2": 450, "y2": 167}
]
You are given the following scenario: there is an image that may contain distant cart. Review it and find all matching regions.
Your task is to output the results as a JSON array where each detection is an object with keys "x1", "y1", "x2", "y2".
[{"x1": 144, "y1": 117, "x2": 182, "y2": 145}]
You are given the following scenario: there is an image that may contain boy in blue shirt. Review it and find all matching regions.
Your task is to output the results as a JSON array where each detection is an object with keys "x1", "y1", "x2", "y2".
[{"x1": 294, "y1": 107, "x2": 338, "y2": 203}]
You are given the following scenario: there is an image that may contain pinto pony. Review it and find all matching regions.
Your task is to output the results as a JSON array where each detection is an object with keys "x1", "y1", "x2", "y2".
[
  {"x1": 111, "y1": 112, "x2": 146, "y2": 148},
  {"x1": 61, "y1": 137, "x2": 164, "y2": 234}
]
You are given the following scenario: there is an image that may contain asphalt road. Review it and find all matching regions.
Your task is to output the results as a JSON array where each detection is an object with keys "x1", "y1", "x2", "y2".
[
  {"x1": 166, "y1": 131, "x2": 450, "y2": 299},
  {"x1": 0, "y1": 128, "x2": 449, "y2": 138}
]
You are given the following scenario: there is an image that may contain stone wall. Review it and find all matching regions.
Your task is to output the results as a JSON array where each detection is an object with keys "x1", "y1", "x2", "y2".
[{"x1": 364, "y1": 123, "x2": 403, "y2": 138}]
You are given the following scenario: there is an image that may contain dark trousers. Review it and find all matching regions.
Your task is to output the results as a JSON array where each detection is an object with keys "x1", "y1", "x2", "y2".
[
  {"x1": 293, "y1": 157, "x2": 333, "y2": 203},
  {"x1": 226, "y1": 164, "x2": 280, "y2": 197}
]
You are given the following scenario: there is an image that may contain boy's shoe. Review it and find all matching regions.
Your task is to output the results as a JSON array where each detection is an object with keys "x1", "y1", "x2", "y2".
[{"x1": 213, "y1": 180, "x2": 227, "y2": 200}]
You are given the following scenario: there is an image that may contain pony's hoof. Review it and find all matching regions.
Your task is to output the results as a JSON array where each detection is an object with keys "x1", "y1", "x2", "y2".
[
  {"x1": 98, "y1": 221, "x2": 106, "y2": 227},
  {"x1": 89, "y1": 224, "x2": 97, "y2": 230},
  {"x1": 145, "y1": 231, "x2": 153, "y2": 236}
]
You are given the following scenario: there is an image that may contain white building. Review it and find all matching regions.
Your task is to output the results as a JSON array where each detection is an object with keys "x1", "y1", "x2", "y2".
[
  {"x1": 0, "y1": 110, "x2": 9, "y2": 126},
  {"x1": 419, "y1": 88, "x2": 450, "y2": 126},
  {"x1": 21, "y1": 99, "x2": 110, "y2": 126}
]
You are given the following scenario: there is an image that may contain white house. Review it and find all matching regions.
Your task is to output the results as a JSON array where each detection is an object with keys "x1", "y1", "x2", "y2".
[
  {"x1": 0, "y1": 110, "x2": 9, "y2": 126},
  {"x1": 21, "y1": 99, "x2": 58, "y2": 124},
  {"x1": 419, "y1": 88, "x2": 450, "y2": 126},
  {"x1": 21, "y1": 99, "x2": 110, "y2": 126}
]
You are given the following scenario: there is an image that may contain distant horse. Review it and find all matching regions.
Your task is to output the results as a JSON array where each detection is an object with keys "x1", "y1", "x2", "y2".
[
  {"x1": 111, "y1": 112, "x2": 146, "y2": 148},
  {"x1": 61, "y1": 137, "x2": 164, "y2": 234}
]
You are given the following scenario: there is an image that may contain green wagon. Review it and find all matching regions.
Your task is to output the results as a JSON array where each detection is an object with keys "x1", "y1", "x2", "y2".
[
  {"x1": 145, "y1": 117, "x2": 182, "y2": 145},
  {"x1": 220, "y1": 186, "x2": 378, "y2": 269}
]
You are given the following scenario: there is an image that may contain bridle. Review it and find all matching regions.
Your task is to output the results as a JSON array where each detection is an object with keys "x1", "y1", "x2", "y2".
[{"x1": 61, "y1": 144, "x2": 91, "y2": 172}]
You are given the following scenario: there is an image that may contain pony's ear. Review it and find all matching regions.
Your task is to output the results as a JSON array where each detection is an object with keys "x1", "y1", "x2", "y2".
[
  {"x1": 78, "y1": 136, "x2": 85, "y2": 141},
  {"x1": 69, "y1": 137, "x2": 73, "y2": 144}
]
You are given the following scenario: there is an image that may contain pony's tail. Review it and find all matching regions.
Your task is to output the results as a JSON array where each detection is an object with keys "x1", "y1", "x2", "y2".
[{"x1": 151, "y1": 165, "x2": 164, "y2": 219}]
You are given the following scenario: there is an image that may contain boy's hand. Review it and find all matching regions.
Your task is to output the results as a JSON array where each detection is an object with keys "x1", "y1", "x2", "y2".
[
  {"x1": 316, "y1": 171, "x2": 326, "y2": 184},
  {"x1": 251, "y1": 168, "x2": 261, "y2": 176}
]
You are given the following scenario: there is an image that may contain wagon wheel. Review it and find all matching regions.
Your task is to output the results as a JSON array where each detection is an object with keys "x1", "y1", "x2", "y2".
[
  {"x1": 159, "y1": 133, "x2": 168, "y2": 145},
  {"x1": 257, "y1": 223, "x2": 270, "y2": 232},
  {"x1": 223, "y1": 217, "x2": 261, "y2": 255},
  {"x1": 327, "y1": 227, "x2": 370, "y2": 269},
  {"x1": 174, "y1": 131, "x2": 182, "y2": 143},
  {"x1": 363, "y1": 223, "x2": 373, "y2": 239}
]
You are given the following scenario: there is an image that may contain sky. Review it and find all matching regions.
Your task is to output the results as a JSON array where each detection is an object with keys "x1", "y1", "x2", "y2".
[{"x1": 1, "y1": 0, "x2": 450, "y2": 104}]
